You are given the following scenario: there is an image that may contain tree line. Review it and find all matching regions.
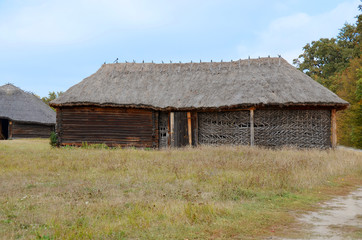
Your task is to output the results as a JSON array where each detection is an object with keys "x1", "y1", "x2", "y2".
[{"x1": 293, "y1": 3, "x2": 362, "y2": 148}]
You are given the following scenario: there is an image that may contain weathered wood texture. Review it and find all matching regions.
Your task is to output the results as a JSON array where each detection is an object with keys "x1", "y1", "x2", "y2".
[
  {"x1": 187, "y1": 112, "x2": 192, "y2": 146},
  {"x1": 170, "y1": 112, "x2": 174, "y2": 147},
  {"x1": 8, "y1": 121, "x2": 12, "y2": 139},
  {"x1": 11, "y1": 121, "x2": 54, "y2": 139},
  {"x1": 254, "y1": 109, "x2": 331, "y2": 148},
  {"x1": 158, "y1": 112, "x2": 169, "y2": 148},
  {"x1": 191, "y1": 112, "x2": 198, "y2": 146},
  {"x1": 250, "y1": 109, "x2": 254, "y2": 146},
  {"x1": 173, "y1": 112, "x2": 189, "y2": 147},
  {"x1": 57, "y1": 107, "x2": 155, "y2": 147},
  {"x1": 159, "y1": 111, "x2": 198, "y2": 148},
  {"x1": 331, "y1": 109, "x2": 337, "y2": 148}
]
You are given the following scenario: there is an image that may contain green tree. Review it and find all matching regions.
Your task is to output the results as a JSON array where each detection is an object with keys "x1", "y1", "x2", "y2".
[
  {"x1": 42, "y1": 91, "x2": 63, "y2": 105},
  {"x1": 336, "y1": 58, "x2": 362, "y2": 148},
  {"x1": 293, "y1": 23, "x2": 359, "y2": 82},
  {"x1": 294, "y1": 3, "x2": 362, "y2": 148}
]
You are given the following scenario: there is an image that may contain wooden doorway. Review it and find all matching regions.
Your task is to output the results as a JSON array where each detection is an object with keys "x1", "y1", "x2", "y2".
[
  {"x1": 0, "y1": 119, "x2": 9, "y2": 140},
  {"x1": 173, "y1": 112, "x2": 189, "y2": 147},
  {"x1": 158, "y1": 111, "x2": 198, "y2": 148},
  {"x1": 158, "y1": 112, "x2": 169, "y2": 148}
]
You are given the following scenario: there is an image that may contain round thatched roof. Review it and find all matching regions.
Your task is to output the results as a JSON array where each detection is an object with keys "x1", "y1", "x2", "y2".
[
  {"x1": 0, "y1": 84, "x2": 55, "y2": 125},
  {"x1": 51, "y1": 57, "x2": 348, "y2": 110}
]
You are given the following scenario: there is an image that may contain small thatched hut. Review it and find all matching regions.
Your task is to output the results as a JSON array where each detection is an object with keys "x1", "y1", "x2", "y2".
[
  {"x1": 50, "y1": 57, "x2": 348, "y2": 148},
  {"x1": 0, "y1": 84, "x2": 56, "y2": 139}
]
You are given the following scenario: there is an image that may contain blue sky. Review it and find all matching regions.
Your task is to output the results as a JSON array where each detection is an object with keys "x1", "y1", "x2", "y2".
[{"x1": 0, "y1": 0, "x2": 360, "y2": 97}]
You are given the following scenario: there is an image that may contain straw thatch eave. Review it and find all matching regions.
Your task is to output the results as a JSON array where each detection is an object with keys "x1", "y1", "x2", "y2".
[
  {"x1": 0, "y1": 84, "x2": 56, "y2": 125},
  {"x1": 50, "y1": 57, "x2": 349, "y2": 110},
  {"x1": 51, "y1": 102, "x2": 348, "y2": 111}
]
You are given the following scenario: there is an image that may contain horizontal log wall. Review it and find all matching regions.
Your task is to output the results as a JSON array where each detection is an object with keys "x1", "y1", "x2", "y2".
[
  {"x1": 12, "y1": 122, "x2": 54, "y2": 139},
  {"x1": 57, "y1": 107, "x2": 155, "y2": 147}
]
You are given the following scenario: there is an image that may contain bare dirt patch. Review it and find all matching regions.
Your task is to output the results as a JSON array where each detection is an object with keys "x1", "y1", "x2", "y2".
[{"x1": 278, "y1": 187, "x2": 362, "y2": 240}]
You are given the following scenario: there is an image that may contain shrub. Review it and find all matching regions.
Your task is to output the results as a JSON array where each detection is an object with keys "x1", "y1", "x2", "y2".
[{"x1": 49, "y1": 131, "x2": 58, "y2": 147}]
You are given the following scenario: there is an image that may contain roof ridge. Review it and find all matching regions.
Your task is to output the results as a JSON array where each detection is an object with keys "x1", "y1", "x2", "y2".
[{"x1": 104, "y1": 56, "x2": 286, "y2": 66}]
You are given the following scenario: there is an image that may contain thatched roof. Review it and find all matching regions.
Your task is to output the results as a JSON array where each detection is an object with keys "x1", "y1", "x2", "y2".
[
  {"x1": 0, "y1": 84, "x2": 55, "y2": 125},
  {"x1": 51, "y1": 57, "x2": 348, "y2": 110}
]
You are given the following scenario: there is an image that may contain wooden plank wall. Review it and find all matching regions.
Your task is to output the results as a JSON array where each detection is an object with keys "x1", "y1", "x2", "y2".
[
  {"x1": 57, "y1": 107, "x2": 156, "y2": 147},
  {"x1": 191, "y1": 112, "x2": 198, "y2": 146},
  {"x1": 173, "y1": 112, "x2": 189, "y2": 147},
  {"x1": 12, "y1": 122, "x2": 54, "y2": 139}
]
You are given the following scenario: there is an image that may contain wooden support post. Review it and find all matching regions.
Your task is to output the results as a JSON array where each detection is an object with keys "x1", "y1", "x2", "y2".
[
  {"x1": 187, "y1": 112, "x2": 192, "y2": 146},
  {"x1": 170, "y1": 112, "x2": 174, "y2": 147},
  {"x1": 9, "y1": 121, "x2": 12, "y2": 139},
  {"x1": 331, "y1": 109, "x2": 337, "y2": 148},
  {"x1": 250, "y1": 109, "x2": 254, "y2": 146},
  {"x1": 8, "y1": 121, "x2": 13, "y2": 139}
]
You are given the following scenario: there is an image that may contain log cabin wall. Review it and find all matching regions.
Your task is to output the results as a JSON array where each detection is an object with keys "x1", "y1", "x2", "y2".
[
  {"x1": 57, "y1": 107, "x2": 157, "y2": 147},
  {"x1": 11, "y1": 122, "x2": 54, "y2": 139}
]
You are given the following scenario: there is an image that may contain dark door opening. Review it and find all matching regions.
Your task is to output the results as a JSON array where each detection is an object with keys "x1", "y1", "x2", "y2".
[
  {"x1": 0, "y1": 119, "x2": 9, "y2": 140},
  {"x1": 173, "y1": 112, "x2": 189, "y2": 147}
]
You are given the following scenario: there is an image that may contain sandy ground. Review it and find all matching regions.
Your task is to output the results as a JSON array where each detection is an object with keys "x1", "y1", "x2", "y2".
[
  {"x1": 337, "y1": 146, "x2": 362, "y2": 152},
  {"x1": 271, "y1": 187, "x2": 362, "y2": 239}
]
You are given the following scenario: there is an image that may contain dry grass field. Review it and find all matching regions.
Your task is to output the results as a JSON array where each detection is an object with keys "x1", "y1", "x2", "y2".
[{"x1": 0, "y1": 139, "x2": 361, "y2": 239}]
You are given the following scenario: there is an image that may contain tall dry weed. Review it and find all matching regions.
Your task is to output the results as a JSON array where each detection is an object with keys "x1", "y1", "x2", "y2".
[{"x1": 0, "y1": 140, "x2": 361, "y2": 239}]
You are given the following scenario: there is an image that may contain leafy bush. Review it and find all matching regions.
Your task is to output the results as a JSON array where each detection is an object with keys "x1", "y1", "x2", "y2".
[{"x1": 49, "y1": 131, "x2": 58, "y2": 147}]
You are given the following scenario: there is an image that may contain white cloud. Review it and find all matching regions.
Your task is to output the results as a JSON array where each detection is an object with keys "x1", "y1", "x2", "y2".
[
  {"x1": 0, "y1": 0, "x2": 169, "y2": 46},
  {"x1": 237, "y1": 0, "x2": 360, "y2": 64}
]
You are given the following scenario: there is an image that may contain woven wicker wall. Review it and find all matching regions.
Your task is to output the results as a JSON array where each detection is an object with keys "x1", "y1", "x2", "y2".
[
  {"x1": 254, "y1": 109, "x2": 331, "y2": 148},
  {"x1": 197, "y1": 110, "x2": 331, "y2": 148},
  {"x1": 198, "y1": 111, "x2": 250, "y2": 145}
]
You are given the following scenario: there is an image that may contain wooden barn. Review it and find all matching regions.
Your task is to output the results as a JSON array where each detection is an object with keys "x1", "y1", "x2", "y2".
[
  {"x1": 0, "y1": 84, "x2": 55, "y2": 139},
  {"x1": 50, "y1": 57, "x2": 348, "y2": 149}
]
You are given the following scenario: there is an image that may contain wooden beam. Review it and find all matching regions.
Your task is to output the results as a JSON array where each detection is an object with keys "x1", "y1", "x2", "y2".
[
  {"x1": 8, "y1": 121, "x2": 13, "y2": 139},
  {"x1": 170, "y1": 112, "x2": 174, "y2": 147},
  {"x1": 250, "y1": 109, "x2": 254, "y2": 146},
  {"x1": 331, "y1": 109, "x2": 337, "y2": 148},
  {"x1": 167, "y1": 112, "x2": 171, "y2": 147},
  {"x1": 187, "y1": 112, "x2": 192, "y2": 146}
]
